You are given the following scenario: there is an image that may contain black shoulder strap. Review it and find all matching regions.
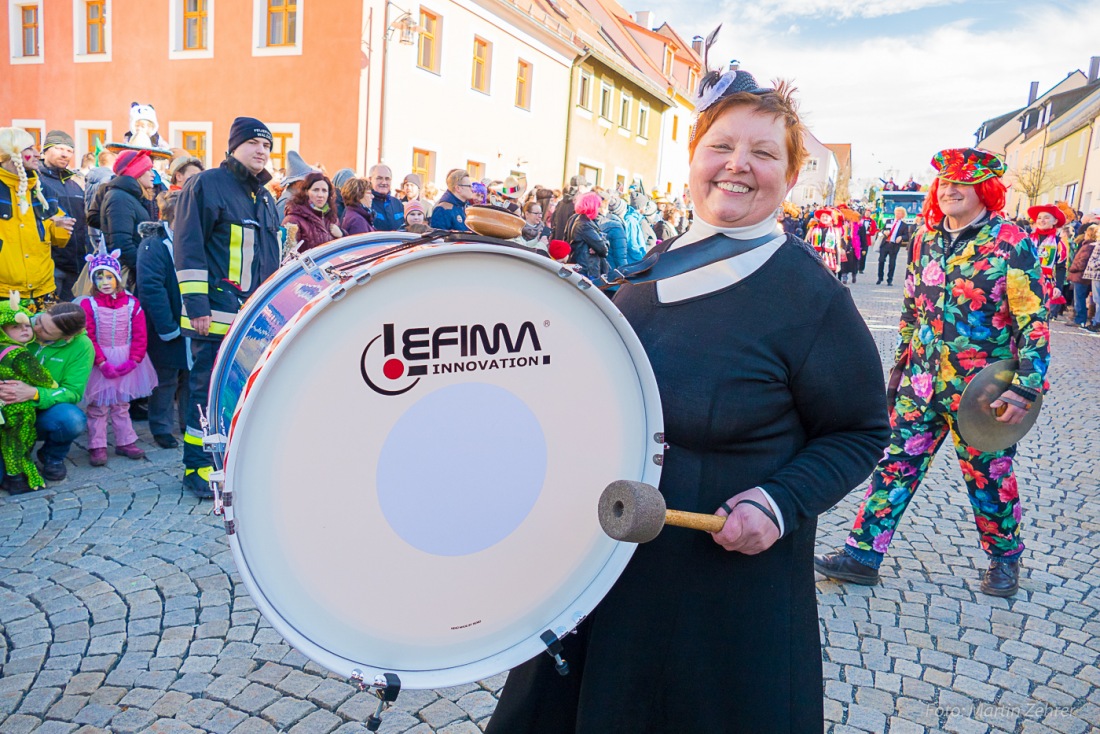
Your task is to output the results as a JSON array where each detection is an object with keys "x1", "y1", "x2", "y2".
[{"x1": 596, "y1": 232, "x2": 783, "y2": 289}]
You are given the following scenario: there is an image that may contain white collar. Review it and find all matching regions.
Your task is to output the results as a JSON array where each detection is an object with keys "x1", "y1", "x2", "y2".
[{"x1": 657, "y1": 216, "x2": 786, "y2": 303}]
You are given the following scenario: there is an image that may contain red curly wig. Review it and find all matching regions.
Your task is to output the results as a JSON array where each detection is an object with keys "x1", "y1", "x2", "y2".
[{"x1": 921, "y1": 177, "x2": 1007, "y2": 228}]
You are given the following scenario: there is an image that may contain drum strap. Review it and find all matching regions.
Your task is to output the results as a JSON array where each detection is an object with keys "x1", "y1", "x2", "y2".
[{"x1": 596, "y1": 233, "x2": 781, "y2": 289}]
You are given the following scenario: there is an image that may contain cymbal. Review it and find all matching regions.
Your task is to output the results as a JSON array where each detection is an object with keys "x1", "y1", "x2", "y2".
[{"x1": 957, "y1": 359, "x2": 1042, "y2": 453}]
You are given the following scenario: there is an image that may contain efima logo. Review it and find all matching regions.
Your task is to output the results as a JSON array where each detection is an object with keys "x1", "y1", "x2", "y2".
[{"x1": 361, "y1": 321, "x2": 550, "y2": 395}]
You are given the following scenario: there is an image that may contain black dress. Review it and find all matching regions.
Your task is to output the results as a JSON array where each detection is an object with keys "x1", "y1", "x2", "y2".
[{"x1": 487, "y1": 236, "x2": 890, "y2": 734}]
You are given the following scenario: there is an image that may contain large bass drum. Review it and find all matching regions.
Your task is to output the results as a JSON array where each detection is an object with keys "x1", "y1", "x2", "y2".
[{"x1": 207, "y1": 233, "x2": 664, "y2": 691}]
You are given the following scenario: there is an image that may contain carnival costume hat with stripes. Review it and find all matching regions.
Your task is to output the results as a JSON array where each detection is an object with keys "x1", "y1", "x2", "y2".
[{"x1": 86, "y1": 243, "x2": 124, "y2": 284}]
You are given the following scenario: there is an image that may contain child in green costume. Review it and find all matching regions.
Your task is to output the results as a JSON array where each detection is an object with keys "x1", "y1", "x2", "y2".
[{"x1": 0, "y1": 293, "x2": 58, "y2": 492}]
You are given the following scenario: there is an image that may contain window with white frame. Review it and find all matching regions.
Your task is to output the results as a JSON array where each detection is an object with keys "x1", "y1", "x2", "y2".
[
  {"x1": 577, "y1": 70, "x2": 592, "y2": 110},
  {"x1": 167, "y1": 121, "x2": 214, "y2": 168},
  {"x1": 637, "y1": 103, "x2": 649, "y2": 139},
  {"x1": 75, "y1": 120, "x2": 113, "y2": 161},
  {"x1": 252, "y1": 0, "x2": 302, "y2": 57},
  {"x1": 599, "y1": 82, "x2": 613, "y2": 120},
  {"x1": 1065, "y1": 182, "x2": 1078, "y2": 204},
  {"x1": 11, "y1": 119, "x2": 45, "y2": 149},
  {"x1": 73, "y1": 0, "x2": 112, "y2": 62},
  {"x1": 266, "y1": 123, "x2": 300, "y2": 172},
  {"x1": 9, "y1": 1, "x2": 44, "y2": 64},
  {"x1": 802, "y1": 158, "x2": 819, "y2": 173},
  {"x1": 619, "y1": 92, "x2": 632, "y2": 129},
  {"x1": 169, "y1": 0, "x2": 214, "y2": 59}
]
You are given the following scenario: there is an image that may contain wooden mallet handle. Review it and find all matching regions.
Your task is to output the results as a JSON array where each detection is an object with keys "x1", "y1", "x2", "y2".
[{"x1": 665, "y1": 509, "x2": 727, "y2": 533}]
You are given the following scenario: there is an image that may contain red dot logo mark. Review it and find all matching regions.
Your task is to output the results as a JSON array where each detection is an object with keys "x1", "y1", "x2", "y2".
[{"x1": 383, "y1": 359, "x2": 405, "y2": 380}]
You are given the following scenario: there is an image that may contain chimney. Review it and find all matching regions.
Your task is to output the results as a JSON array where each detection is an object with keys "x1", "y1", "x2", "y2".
[
  {"x1": 635, "y1": 10, "x2": 654, "y2": 29},
  {"x1": 691, "y1": 35, "x2": 703, "y2": 56},
  {"x1": 1027, "y1": 81, "x2": 1040, "y2": 106},
  {"x1": 728, "y1": 59, "x2": 740, "y2": 71},
  {"x1": 1090, "y1": 56, "x2": 1100, "y2": 83}
]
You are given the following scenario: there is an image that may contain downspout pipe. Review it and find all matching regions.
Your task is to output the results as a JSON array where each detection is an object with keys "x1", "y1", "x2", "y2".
[{"x1": 563, "y1": 49, "x2": 592, "y2": 187}]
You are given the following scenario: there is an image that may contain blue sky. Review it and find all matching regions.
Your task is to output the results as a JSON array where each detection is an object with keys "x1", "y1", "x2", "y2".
[{"x1": 637, "y1": 0, "x2": 1098, "y2": 194}]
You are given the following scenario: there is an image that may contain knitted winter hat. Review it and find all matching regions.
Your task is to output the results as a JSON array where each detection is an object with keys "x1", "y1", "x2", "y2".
[
  {"x1": 43, "y1": 130, "x2": 76, "y2": 151},
  {"x1": 113, "y1": 149, "x2": 154, "y2": 178},
  {"x1": 548, "y1": 239, "x2": 571, "y2": 261},
  {"x1": 607, "y1": 197, "x2": 627, "y2": 217},
  {"x1": 0, "y1": 127, "x2": 48, "y2": 214},
  {"x1": 404, "y1": 200, "x2": 425, "y2": 215},
  {"x1": 227, "y1": 116, "x2": 272, "y2": 155},
  {"x1": 85, "y1": 243, "x2": 123, "y2": 284}
]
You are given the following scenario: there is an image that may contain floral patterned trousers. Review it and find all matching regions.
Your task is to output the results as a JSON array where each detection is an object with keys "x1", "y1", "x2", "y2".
[{"x1": 844, "y1": 400, "x2": 1024, "y2": 569}]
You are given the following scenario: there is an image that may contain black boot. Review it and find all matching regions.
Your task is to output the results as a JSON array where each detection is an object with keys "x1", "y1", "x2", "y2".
[
  {"x1": 813, "y1": 550, "x2": 880, "y2": 585},
  {"x1": 980, "y1": 558, "x2": 1020, "y2": 597}
]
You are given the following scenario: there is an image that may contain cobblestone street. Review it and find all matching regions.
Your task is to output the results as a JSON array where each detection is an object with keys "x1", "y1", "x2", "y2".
[{"x1": 1, "y1": 277, "x2": 1098, "y2": 734}]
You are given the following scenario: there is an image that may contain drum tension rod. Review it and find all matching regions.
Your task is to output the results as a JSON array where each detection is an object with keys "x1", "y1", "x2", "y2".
[
  {"x1": 350, "y1": 671, "x2": 401, "y2": 732},
  {"x1": 540, "y1": 630, "x2": 570, "y2": 676}
]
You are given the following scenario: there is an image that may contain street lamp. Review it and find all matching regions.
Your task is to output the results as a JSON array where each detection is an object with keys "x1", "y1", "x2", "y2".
[{"x1": 386, "y1": 7, "x2": 420, "y2": 46}]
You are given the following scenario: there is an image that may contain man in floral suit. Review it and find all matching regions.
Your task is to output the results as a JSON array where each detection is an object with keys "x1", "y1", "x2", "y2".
[{"x1": 816, "y1": 148, "x2": 1049, "y2": 597}]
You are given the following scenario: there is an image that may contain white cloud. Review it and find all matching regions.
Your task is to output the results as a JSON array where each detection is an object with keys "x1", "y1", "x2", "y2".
[
  {"x1": 721, "y1": 0, "x2": 953, "y2": 23},
  {"x1": 641, "y1": 1, "x2": 1100, "y2": 194}
]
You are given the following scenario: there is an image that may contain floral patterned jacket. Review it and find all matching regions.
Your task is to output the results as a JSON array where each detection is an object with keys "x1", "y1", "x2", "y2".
[{"x1": 894, "y1": 213, "x2": 1050, "y2": 411}]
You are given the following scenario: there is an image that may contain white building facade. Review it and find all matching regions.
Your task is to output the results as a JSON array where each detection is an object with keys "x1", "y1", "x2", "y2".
[
  {"x1": 788, "y1": 130, "x2": 838, "y2": 207},
  {"x1": 362, "y1": 0, "x2": 579, "y2": 190}
]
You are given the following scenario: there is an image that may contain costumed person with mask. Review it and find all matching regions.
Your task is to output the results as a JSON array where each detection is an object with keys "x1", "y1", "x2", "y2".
[
  {"x1": 487, "y1": 46, "x2": 889, "y2": 733},
  {"x1": 0, "y1": 128, "x2": 75, "y2": 313},
  {"x1": 174, "y1": 117, "x2": 281, "y2": 497},
  {"x1": 1028, "y1": 204, "x2": 1068, "y2": 318},
  {"x1": 78, "y1": 246, "x2": 157, "y2": 467},
  {"x1": 815, "y1": 148, "x2": 1050, "y2": 598},
  {"x1": 0, "y1": 294, "x2": 59, "y2": 494},
  {"x1": 809, "y1": 206, "x2": 844, "y2": 276}
]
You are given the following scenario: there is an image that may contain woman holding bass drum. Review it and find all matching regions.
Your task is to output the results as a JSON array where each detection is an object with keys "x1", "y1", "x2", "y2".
[{"x1": 487, "y1": 66, "x2": 890, "y2": 733}]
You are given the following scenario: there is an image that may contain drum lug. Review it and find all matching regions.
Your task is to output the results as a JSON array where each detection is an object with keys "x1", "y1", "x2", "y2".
[
  {"x1": 224, "y1": 519, "x2": 236, "y2": 535},
  {"x1": 209, "y1": 470, "x2": 227, "y2": 516},
  {"x1": 300, "y1": 252, "x2": 338, "y2": 283},
  {"x1": 349, "y1": 670, "x2": 401, "y2": 732},
  {"x1": 540, "y1": 630, "x2": 570, "y2": 677},
  {"x1": 330, "y1": 270, "x2": 372, "y2": 301}
]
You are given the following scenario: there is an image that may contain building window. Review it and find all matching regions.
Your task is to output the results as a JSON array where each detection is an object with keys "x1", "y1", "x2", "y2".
[
  {"x1": 267, "y1": 0, "x2": 296, "y2": 46},
  {"x1": 662, "y1": 46, "x2": 673, "y2": 77},
  {"x1": 73, "y1": 0, "x2": 112, "y2": 61},
  {"x1": 577, "y1": 71, "x2": 592, "y2": 110},
  {"x1": 515, "y1": 59, "x2": 532, "y2": 110},
  {"x1": 578, "y1": 163, "x2": 600, "y2": 187},
  {"x1": 417, "y1": 9, "x2": 440, "y2": 73},
  {"x1": 688, "y1": 69, "x2": 697, "y2": 93},
  {"x1": 12, "y1": 122, "x2": 44, "y2": 149},
  {"x1": 467, "y1": 161, "x2": 485, "y2": 180},
  {"x1": 619, "y1": 93, "x2": 632, "y2": 128},
  {"x1": 252, "y1": 0, "x2": 301, "y2": 56},
  {"x1": 20, "y1": 4, "x2": 38, "y2": 56},
  {"x1": 183, "y1": 0, "x2": 207, "y2": 49},
  {"x1": 412, "y1": 148, "x2": 434, "y2": 184},
  {"x1": 471, "y1": 37, "x2": 491, "y2": 93},
  {"x1": 599, "y1": 83, "x2": 613, "y2": 120},
  {"x1": 671, "y1": 114, "x2": 679, "y2": 142},
  {"x1": 269, "y1": 132, "x2": 294, "y2": 171},
  {"x1": 9, "y1": 1, "x2": 44, "y2": 63},
  {"x1": 170, "y1": 0, "x2": 214, "y2": 58},
  {"x1": 87, "y1": 0, "x2": 105, "y2": 53},
  {"x1": 181, "y1": 131, "x2": 207, "y2": 162},
  {"x1": 637, "y1": 105, "x2": 649, "y2": 138},
  {"x1": 802, "y1": 158, "x2": 819, "y2": 173},
  {"x1": 1065, "y1": 182, "x2": 1078, "y2": 204},
  {"x1": 86, "y1": 129, "x2": 107, "y2": 154}
]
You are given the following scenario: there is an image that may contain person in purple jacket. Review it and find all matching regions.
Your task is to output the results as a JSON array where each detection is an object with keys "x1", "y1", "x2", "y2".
[{"x1": 340, "y1": 177, "x2": 375, "y2": 235}]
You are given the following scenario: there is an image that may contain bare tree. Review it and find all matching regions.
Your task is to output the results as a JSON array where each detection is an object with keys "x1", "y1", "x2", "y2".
[{"x1": 1011, "y1": 164, "x2": 1063, "y2": 206}]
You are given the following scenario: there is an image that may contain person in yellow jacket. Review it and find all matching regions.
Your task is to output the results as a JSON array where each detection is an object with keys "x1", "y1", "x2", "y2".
[{"x1": 0, "y1": 128, "x2": 75, "y2": 313}]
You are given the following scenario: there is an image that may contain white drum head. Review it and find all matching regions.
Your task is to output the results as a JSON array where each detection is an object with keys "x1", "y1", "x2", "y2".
[{"x1": 224, "y1": 244, "x2": 662, "y2": 689}]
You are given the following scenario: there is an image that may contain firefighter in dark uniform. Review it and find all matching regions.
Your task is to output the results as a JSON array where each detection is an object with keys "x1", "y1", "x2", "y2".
[{"x1": 174, "y1": 117, "x2": 281, "y2": 497}]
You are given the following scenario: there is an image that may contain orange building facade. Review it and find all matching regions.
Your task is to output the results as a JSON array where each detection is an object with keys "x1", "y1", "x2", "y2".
[{"x1": 2, "y1": 0, "x2": 366, "y2": 172}]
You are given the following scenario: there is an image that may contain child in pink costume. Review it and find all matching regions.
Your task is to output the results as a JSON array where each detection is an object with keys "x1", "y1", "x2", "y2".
[{"x1": 79, "y1": 246, "x2": 158, "y2": 466}]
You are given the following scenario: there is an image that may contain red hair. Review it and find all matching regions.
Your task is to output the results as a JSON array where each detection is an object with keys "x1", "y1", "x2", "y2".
[{"x1": 921, "y1": 177, "x2": 1006, "y2": 228}]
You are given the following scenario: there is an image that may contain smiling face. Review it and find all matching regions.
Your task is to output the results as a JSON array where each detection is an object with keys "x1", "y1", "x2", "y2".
[
  {"x1": 371, "y1": 165, "x2": 392, "y2": 195},
  {"x1": 689, "y1": 106, "x2": 794, "y2": 228},
  {"x1": 307, "y1": 180, "x2": 330, "y2": 209},
  {"x1": 20, "y1": 146, "x2": 40, "y2": 172},
  {"x1": 937, "y1": 181, "x2": 985, "y2": 228},
  {"x1": 94, "y1": 270, "x2": 118, "y2": 296},
  {"x1": 1034, "y1": 211, "x2": 1057, "y2": 230}
]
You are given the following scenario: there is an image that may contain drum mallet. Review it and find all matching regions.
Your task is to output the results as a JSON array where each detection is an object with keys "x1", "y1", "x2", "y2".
[{"x1": 598, "y1": 480, "x2": 726, "y2": 543}]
